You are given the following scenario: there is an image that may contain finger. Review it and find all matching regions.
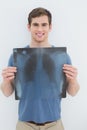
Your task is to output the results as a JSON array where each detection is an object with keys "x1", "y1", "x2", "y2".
[
  {"x1": 4, "y1": 75, "x2": 15, "y2": 81},
  {"x1": 3, "y1": 72, "x2": 16, "y2": 80},
  {"x1": 65, "y1": 73, "x2": 74, "y2": 80},
  {"x1": 2, "y1": 72, "x2": 15, "y2": 78},
  {"x1": 2, "y1": 68, "x2": 17, "y2": 74},
  {"x1": 63, "y1": 68, "x2": 77, "y2": 74},
  {"x1": 3, "y1": 67, "x2": 17, "y2": 70},
  {"x1": 2, "y1": 67, "x2": 17, "y2": 72},
  {"x1": 63, "y1": 64, "x2": 77, "y2": 69},
  {"x1": 63, "y1": 66, "x2": 77, "y2": 73},
  {"x1": 63, "y1": 64, "x2": 74, "y2": 67},
  {"x1": 8, "y1": 76, "x2": 15, "y2": 80},
  {"x1": 63, "y1": 70, "x2": 77, "y2": 77}
]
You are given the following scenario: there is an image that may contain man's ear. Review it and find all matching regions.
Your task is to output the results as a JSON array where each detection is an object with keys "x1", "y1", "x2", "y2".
[
  {"x1": 27, "y1": 24, "x2": 31, "y2": 31},
  {"x1": 49, "y1": 24, "x2": 52, "y2": 31}
]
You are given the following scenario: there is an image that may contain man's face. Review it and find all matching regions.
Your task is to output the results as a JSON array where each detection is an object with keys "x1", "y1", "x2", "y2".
[{"x1": 28, "y1": 15, "x2": 52, "y2": 43}]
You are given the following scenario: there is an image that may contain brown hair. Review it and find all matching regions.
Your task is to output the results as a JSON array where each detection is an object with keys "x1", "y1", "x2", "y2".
[{"x1": 28, "y1": 7, "x2": 52, "y2": 25}]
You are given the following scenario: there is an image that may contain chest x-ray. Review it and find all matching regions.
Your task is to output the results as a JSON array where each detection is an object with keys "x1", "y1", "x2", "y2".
[{"x1": 13, "y1": 47, "x2": 68, "y2": 100}]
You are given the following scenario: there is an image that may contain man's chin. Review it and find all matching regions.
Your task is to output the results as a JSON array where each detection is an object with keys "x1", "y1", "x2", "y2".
[{"x1": 35, "y1": 39, "x2": 44, "y2": 43}]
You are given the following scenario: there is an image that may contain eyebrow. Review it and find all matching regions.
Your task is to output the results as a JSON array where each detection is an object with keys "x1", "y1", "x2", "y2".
[{"x1": 32, "y1": 23, "x2": 48, "y2": 26}]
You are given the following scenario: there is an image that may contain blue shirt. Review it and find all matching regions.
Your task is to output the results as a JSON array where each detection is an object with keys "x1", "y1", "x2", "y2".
[{"x1": 8, "y1": 45, "x2": 71, "y2": 123}]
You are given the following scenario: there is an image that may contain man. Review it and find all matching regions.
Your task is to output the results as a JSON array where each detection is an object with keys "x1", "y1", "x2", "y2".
[{"x1": 1, "y1": 7, "x2": 80, "y2": 130}]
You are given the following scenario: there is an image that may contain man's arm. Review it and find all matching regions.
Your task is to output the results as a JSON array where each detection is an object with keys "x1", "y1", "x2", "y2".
[
  {"x1": 63, "y1": 64, "x2": 80, "y2": 96},
  {"x1": 0, "y1": 67, "x2": 17, "y2": 97}
]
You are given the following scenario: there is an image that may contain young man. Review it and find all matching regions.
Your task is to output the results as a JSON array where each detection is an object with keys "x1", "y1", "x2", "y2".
[{"x1": 1, "y1": 7, "x2": 80, "y2": 130}]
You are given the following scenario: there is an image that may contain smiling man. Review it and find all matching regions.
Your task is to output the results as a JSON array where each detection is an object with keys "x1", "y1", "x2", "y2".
[
  {"x1": 28, "y1": 16, "x2": 51, "y2": 44},
  {"x1": 28, "y1": 8, "x2": 52, "y2": 47},
  {"x1": 1, "y1": 7, "x2": 80, "y2": 130}
]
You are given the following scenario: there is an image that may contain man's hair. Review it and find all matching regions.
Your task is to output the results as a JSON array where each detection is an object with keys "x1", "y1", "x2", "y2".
[{"x1": 28, "y1": 7, "x2": 52, "y2": 25}]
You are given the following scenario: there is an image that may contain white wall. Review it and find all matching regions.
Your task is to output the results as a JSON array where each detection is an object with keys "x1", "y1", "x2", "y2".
[{"x1": 0, "y1": 0, "x2": 87, "y2": 130}]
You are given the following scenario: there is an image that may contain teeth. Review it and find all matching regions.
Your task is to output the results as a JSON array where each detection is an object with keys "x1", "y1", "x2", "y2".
[{"x1": 37, "y1": 33, "x2": 43, "y2": 37}]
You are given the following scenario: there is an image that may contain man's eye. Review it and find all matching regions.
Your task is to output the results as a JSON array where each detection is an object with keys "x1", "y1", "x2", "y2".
[
  {"x1": 42, "y1": 24, "x2": 47, "y2": 26},
  {"x1": 33, "y1": 23, "x2": 38, "y2": 26}
]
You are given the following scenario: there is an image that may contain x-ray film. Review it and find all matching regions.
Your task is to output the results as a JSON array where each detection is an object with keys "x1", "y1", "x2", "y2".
[{"x1": 13, "y1": 47, "x2": 67, "y2": 100}]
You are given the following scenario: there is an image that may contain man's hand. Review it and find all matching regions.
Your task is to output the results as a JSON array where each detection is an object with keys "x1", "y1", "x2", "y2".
[
  {"x1": 0, "y1": 67, "x2": 17, "y2": 97},
  {"x1": 63, "y1": 64, "x2": 80, "y2": 96},
  {"x1": 2, "y1": 67, "x2": 17, "y2": 82},
  {"x1": 63, "y1": 64, "x2": 78, "y2": 81}
]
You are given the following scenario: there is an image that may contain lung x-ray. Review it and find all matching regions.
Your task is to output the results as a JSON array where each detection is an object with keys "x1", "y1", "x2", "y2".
[{"x1": 13, "y1": 47, "x2": 67, "y2": 100}]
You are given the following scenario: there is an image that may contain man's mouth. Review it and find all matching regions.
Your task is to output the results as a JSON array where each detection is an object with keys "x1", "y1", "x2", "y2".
[{"x1": 36, "y1": 33, "x2": 44, "y2": 37}]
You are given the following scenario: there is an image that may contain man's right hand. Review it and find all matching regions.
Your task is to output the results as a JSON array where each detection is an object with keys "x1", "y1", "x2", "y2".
[
  {"x1": 2, "y1": 67, "x2": 17, "y2": 82},
  {"x1": 0, "y1": 67, "x2": 17, "y2": 96}
]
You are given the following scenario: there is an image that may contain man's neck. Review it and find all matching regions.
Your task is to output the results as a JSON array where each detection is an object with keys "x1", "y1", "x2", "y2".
[{"x1": 29, "y1": 41, "x2": 51, "y2": 48}]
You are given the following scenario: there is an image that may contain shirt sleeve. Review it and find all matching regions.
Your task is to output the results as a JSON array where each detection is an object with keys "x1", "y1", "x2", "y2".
[
  {"x1": 8, "y1": 54, "x2": 14, "y2": 66},
  {"x1": 66, "y1": 54, "x2": 72, "y2": 65},
  {"x1": 8, "y1": 46, "x2": 28, "y2": 67}
]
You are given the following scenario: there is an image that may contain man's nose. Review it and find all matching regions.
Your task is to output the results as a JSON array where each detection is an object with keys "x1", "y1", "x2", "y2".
[{"x1": 37, "y1": 26, "x2": 43, "y2": 31}]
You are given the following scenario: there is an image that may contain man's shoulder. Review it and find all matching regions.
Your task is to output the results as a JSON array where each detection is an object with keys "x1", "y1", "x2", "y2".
[{"x1": 24, "y1": 45, "x2": 29, "y2": 48}]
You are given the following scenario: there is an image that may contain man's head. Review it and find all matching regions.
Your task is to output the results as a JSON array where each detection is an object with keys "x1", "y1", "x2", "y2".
[
  {"x1": 27, "y1": 7, "x2": 52, "y2": 44},
  {"x1": 28, "y1": 7, "x2": 52, "y2": 25}
]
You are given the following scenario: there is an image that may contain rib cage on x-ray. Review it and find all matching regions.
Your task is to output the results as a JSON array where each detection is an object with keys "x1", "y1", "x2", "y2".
[
  {"x1": 24, "y1": 53, "x2": 56, "y2": 82},
  {"x1": 13, "y1": 47, "x2": 67, "y2": 100}
]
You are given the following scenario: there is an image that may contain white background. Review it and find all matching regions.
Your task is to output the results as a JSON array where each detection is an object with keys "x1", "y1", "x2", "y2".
[{"x1": 0, "y1": 0, "x2": 87, "y2": 130}]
